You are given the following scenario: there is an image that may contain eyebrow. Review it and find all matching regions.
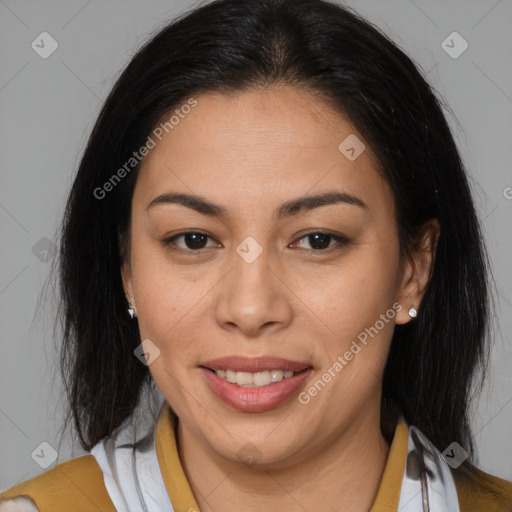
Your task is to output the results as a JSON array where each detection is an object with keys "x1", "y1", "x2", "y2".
[{"x1": 145, "y1": 190, "x2": 368, "y2": 219}]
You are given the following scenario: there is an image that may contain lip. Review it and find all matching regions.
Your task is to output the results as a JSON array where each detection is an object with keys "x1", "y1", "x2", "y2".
[
  {"x1": 200, "y1": 357, "x2": 313, "y2": 413},
  {"x1": 201, "y1": 356, "x2": 310, "y2": 373}
]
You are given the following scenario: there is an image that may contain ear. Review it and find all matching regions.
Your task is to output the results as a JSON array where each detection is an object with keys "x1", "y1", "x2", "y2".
[{"x1": 395, "y1": 219, "x2": 440, "y2": 325}]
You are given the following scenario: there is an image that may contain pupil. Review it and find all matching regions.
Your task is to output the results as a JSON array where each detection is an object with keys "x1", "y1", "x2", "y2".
[
  {"x1": 309, "y1": 233, "x2": 330, "y2": 250},
  {"x1": 186, "y1": 233, "x2": 207, "y2": 249}
]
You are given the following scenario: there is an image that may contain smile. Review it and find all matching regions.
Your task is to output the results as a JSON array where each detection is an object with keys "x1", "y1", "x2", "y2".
[
  {"x1": 200, "y1": 356, "x2": 313, "y2": 412},
  {"x1": 213, "y1": 369, "x2": 296, "y2": 387}
]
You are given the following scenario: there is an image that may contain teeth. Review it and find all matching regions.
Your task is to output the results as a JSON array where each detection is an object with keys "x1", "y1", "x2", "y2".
[
  {"x1": 270, "y1": 370, "x2": 284, "y2": 382},
  {"x1": 236, "y1": 371, "x2": 253, "y2": 387},
  {"x1": 214, "y1": 369, "x2": 298, "y2": 387},
  {"x1": 254, "y1": 371, "x2": 271, "y2": 386}
]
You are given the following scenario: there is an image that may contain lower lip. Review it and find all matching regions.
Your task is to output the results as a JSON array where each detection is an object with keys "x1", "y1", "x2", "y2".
[{"x1": 201, "y1": 368, "x2": 312, "y2": 413}]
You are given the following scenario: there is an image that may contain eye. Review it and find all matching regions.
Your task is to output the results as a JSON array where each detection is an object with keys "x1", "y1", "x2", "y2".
[
  {"x1": 161, "y1": 230, "x2": 350, "y2": 254},
  {"x1": 293, "y1": 231, "x2": 350, "y2": 252},
  {"x1": 161, "y1": 231, "x2": 217, "y2": 252}
]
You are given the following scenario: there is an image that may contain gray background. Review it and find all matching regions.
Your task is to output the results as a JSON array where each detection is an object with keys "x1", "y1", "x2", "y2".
[{"x1": 1, "y1": 0, "x2": 511, "y2": 491}]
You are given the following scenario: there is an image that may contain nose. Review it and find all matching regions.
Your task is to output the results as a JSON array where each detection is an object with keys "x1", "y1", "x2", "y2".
[{"x1": 213, "y1": 240, "x2": 294, "y2": 339}]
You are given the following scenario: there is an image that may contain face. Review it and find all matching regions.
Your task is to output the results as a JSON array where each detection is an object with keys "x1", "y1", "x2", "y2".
[{"x1": 121, "y1": 84, "x2": 431, "y2": 467}]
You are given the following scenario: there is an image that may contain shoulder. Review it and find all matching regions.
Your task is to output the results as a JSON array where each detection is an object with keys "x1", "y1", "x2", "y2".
[
  {"x1": 454, "y1": 466, "x2": 512, "y2": 512},
  {"x1": 0, "y1": 454, "x2": 115, "y2": 512}
]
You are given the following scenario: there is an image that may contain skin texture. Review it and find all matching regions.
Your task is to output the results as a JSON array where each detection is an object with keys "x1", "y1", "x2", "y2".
[{"x1": 121, "y1": 84, "x2": 440, "y2": 511}]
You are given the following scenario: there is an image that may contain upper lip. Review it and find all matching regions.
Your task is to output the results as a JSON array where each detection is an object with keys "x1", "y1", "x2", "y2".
[{"x1": 201, "y1": 356, "x2": 311, "y2": 373}]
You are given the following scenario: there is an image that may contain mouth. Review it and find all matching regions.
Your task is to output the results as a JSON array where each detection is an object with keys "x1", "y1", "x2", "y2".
[{"x1": 200, "y1": 356, "x2": 313, "y2": 412}]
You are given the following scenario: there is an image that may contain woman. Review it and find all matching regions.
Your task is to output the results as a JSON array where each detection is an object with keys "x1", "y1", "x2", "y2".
[{"x1": 1, "y1": 0, "x2": 511, "y2": 510}]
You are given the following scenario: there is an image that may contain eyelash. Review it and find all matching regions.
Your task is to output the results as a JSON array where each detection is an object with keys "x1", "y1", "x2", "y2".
[{"x1": 160, "y1": 230, "x2": 350, "y2": 255}]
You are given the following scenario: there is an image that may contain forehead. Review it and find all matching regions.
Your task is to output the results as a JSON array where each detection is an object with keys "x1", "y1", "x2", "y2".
[{"x1": 133, "y1": 85, "x2": 391, "y2": 215}]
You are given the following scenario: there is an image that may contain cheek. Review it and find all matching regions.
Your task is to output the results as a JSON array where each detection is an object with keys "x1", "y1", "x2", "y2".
[
  {"x1": 128, "y1": 245, "x2": 198, "y2": 355},
  {"x1": 301, "y1": 252, "x2": 399, "y2": 417},
  {"x1": 301, "y1": 243, "x2": 400, "y2": 344}
]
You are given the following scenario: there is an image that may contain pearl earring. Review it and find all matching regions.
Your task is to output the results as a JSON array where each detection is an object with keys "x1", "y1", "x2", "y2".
[
  {"x1": 128, "y1": 302, "x2": 136, "y2": 319},
  {"x1": 408, "y1": 307, "x2": 417, "y2": 318}
]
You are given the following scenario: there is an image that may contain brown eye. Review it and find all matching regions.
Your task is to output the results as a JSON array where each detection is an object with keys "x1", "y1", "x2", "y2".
[
  {"x1": 294, "y1": 231, "x2": 350, "y2": 252},
  {"x1": 162, "y1": 231, "x2": 216, "y2": 251}
]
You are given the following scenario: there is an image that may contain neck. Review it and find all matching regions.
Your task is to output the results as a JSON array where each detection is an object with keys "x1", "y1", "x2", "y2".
[{"x1": 176, "y1": 406, "x2": 391, "y2": 512}]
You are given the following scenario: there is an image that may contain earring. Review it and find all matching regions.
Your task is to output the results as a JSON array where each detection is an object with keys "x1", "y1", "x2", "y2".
[
  {"x1": 128, "y1": 302, "x2": 136, "y2": 319},
  {"x1": 408, "y1": 307, "x2": 417, "y2": 318}
]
